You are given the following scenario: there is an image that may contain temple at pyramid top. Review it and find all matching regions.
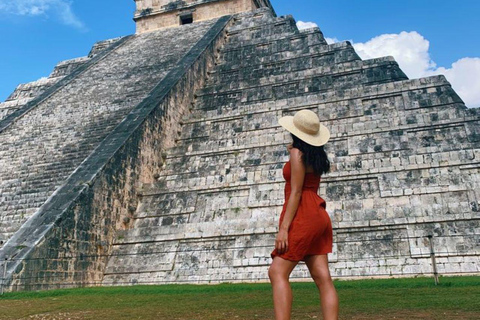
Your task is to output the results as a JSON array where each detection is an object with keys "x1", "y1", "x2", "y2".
[{"x1": 134, "y1": 0, "x2": 275, "y2": 33}]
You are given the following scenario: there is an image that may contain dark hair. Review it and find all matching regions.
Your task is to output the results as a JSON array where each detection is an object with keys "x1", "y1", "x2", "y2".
[{"x1": 290, "y1": 133, "x2": 331, "y2": 176}]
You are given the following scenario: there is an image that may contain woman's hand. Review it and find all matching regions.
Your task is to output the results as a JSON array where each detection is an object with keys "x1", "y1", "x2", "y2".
[{"x1": 275, "y1": 228, "x2": 289, "y2": 254}]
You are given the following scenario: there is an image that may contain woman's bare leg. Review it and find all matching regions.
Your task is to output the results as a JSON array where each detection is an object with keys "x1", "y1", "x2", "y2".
[
  {"x1": 268, "y1": 256, "x2": 299, "y2": 320},
  {"x1": 304, "y1": 254, "x2": 339, "y2": 320}
]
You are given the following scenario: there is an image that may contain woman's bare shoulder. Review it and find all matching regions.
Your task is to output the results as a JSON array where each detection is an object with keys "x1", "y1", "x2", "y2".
[
  {"x1": 288, "y1": 147, "x2": 303, "y2": 164},
  {"x1": 288, "y1": 145, "x2": 303, "y2": 156},
  {"x1": 288, "y1": 146, "x2": 314, "y2": 173}
]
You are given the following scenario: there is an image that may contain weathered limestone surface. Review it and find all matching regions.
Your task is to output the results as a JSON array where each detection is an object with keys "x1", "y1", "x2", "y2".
[
  {"x1": 102, "y1": 8, "x2": 480, "y2": 285},
  {"x1": 0, "y1": 58, "x2": 88, "y2": 122},
  {"x1": 0, "y1": 18, "x2": 220, "y2": 248},
  {"x1": 134, "y1": 0, "x2": 274, "y2": 33}
]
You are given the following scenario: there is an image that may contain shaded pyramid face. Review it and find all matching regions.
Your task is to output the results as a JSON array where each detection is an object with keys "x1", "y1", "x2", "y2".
[
  {"x1": 0, "y1": 19, "x2": 222, "y2": 248},
  {"x1": 102, "y1": 8, "x2": 480, "y2": 285}
]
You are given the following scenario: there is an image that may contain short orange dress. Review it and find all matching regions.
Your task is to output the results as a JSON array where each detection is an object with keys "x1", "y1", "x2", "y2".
[{"x1": 270, "y1": 160, "x2": 333, "y2": 261}]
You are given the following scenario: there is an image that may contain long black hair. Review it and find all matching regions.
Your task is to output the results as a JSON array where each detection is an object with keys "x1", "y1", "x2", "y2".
[{"x1": 290, "y1": 133, "x2": 331, "y2": 176}]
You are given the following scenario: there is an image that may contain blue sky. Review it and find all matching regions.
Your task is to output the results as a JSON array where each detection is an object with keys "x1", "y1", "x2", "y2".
[{"x1": 0, "y1": 0, "x2": 479, "y2": 106}]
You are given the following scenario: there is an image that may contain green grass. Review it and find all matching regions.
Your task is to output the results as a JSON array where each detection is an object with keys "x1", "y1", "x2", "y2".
[{"x1": 0, "y1": 275, "x2": 479, "y2": 319}]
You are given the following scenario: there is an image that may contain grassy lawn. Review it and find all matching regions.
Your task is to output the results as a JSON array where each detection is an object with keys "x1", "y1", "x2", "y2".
[{"x1": 0, "y1": 275, "x2": 478, "y2": 319}]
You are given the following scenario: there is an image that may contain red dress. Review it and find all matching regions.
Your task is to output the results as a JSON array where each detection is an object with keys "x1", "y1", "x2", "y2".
[{"x1": 270, "y1": 160, "x2": 333, "y2": 261}]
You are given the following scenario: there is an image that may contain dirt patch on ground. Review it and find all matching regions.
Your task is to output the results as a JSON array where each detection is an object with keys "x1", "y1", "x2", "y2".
[
  {"x1": 332, "y1": 310, "x2": 479, "y2": 320},
  {"x1": 18, "y1": 311, "x2": 95, "y2": 320},
  {"x1": 12, "y1": 310, "x2": 476, "y2": 320}
]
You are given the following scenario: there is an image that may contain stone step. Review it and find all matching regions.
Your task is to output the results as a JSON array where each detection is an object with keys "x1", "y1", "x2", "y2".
[
  {"x1": 225, "y1": 16, "x2": 328, "y2": 52},
  {"x1": 0, "y1": 191, "x2": 56, "y2": 205},
  {"x1": 138, "y1": 141, "x2": 476, "y2": 205},
  {"x1": 114, "y1": 219, "x2": 277, "y2": 245},
  {"x1": 194, "y1": 59, "x2": 408, "y2": 110},
  {"x1": 212, "y1": 41, "x2": 359, "y2": 76},
  {"x1": 169, "y1": 97, "x2": 479, "y2": 157},
  {"x1": 224, "y1": 11, "x2": 325, "y2": 46},
  {"x1": 4, "y1": 78, "x2": 61, "y2": 102},
  {"x1": 156, "y1": 151, "x2": 474, "y2": 196},
  {"x1": 121, "y1": 185, "x2": 473, "y2": 249},
  {"x1": 0, "y1": 80, "x2": 62, "y2": 122},
  {"x1": 228, "y1": 7, "x2": 277, "y2": 30},
  {"x1": 0, "y1": 150, "x2": 98, "y2": 172},
  {"x1": 0, "y1": 174, "x2": 73, "y2": 192},
  {"x1": 0, "y1": 173, "x2": 81, "y2": 190},
  {"x1": 202, "y1": 56, "x2": 406, "y2": 94},
  {"x1": 103, "y1": 233, "x2": 276, "y2": 283},
  {"x1": 102, "y1": 265, "x2": 274, "y2": 285},
  {"x1": 184, "y1": 82, "x2": 466, "y2": 127},
  {"x1": 87, "y1": 37, "x2": 125, "y2": 58},
  {"x1": 180, "y1": 103, "x2": 467, "y2": 151},
  {"x1": 185, "y1": 75, "x2": 460, "y2": 124},
  {"x1": 219, "y1": 29, "x2": 327, "y2": 64},
  {"x1": 226, "y1": 14, "x2": 299, "y2": 42},
  {"x1": 166, "y1": 119, "x2": 476, "y2": 169},
  {"x1": 138, "y1": 167, "x2": 286, "y2": 196},
  {"x1": 0, "y1": 155, "x2": 92, "y2": 174},
  {"x1": 126, "y1": 197, "x2": 473, "y2": 250},
  {"x1": 139, "y1": 171, "x2": 282, "y2": 200},
  {"x1": 0, "y1": 189, "x2": 66, "y2": 212},
  {"x1": 48, "y1": 57, "x2": 90, "y2": 78}
]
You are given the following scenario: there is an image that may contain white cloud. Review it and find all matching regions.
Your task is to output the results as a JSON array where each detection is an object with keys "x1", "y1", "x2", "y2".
[
  {"x1": 352, "y1": 31, "x2": 435, "y2": 79},
  {"x1": 431, "y1": 57, "x2": 480, "y2": 109},
  {"x1": 325, "y1": 37, "x2": 339, "y2": 45},
  {"x1": 0, "y1": 0, "x2": 85, "y2": 30},
  {"x1": 296, "y1": 21, "x2": 318, "y2": 30},
  {"x1": 328, "y1": 31, "x2": 479, "y2": 108}
]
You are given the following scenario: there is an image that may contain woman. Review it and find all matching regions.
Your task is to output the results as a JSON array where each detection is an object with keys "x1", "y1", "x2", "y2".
[{"x1": 269, "y1": 109, "x2": 339, "y2": 320}]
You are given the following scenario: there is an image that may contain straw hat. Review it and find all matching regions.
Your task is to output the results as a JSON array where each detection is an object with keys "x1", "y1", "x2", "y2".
[{"x1": 278, "y1": 109, "x2": 330, "y2": 146}]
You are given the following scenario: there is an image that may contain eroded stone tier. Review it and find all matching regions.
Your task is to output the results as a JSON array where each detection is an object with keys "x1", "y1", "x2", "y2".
[
  {"x1": 0, "y1": 40, "x2": 125, "y2": 123},
  {"x1": 102, "y1": 8, "x2": 480, "y2": 285}
]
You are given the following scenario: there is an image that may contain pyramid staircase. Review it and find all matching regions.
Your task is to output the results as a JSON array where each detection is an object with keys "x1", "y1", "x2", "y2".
[{"x1": 0, "y1": 19, "x2": 225, "y2": 249}]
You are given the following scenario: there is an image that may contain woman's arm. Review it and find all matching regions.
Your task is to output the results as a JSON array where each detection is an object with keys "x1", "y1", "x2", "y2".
[{"x1": 275, "y1": 148, "x2": 305, "y2": 254}]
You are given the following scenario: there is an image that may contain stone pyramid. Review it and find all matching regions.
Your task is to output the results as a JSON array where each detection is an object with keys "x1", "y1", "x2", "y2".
[{"x1": 0, "y1": 1, "x2": 478, "y2": 291}]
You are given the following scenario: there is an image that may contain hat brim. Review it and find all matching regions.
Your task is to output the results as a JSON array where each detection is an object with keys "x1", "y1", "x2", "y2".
[{"x1": 278, "y1": 115, "x2": 330, "y2": 146}]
